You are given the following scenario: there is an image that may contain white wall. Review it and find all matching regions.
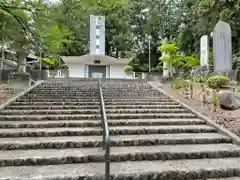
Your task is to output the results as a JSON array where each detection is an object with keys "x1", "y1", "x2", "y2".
[
  {"x1": 110, "y1": 65, "x2": 126, "y2": 79},
  {"x1": 67, "y1": 63, "x2": 131, "y2": 79},
  {"x1": 68, "y1": 63, "x2": 85, "y2": 78}
]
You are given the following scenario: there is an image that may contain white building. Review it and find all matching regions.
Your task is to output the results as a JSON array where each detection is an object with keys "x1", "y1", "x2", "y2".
[
  {"x1": 60, "y1": 15, "x2": 133, "y2": 79},
  {"x1": 61, "y1": 55, "x2": 133, "y2": 79}
]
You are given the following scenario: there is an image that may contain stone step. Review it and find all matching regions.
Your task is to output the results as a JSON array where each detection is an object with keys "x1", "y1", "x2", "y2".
[
  {"x1": 16, "y1": 99, "x2": 100, "y2": 102},
  {"x1": 25, "y1": 96, "x2": 99, "y2": 99},
  {"x1": 0, "y1": 113, "x2": 197, "y2": 121},
  {"x1": 103, "y1": 98, "x2": 173, "y2": 102},
  {"x1": 25, "y1": 94, "x2": 99, "y2": 97},
  {"x1": 107, "y1": 113, "x2": 198, "y2": 119},
  {"x1": 0, "y1": 157, "x2": 240, "y2": 179},
  {"x1": 0, "y1": 114, "x2": 101, "y2": 121},
  {"x1": 103, "y1": 96, "x2": 166, "y2": 99},
  {"x1": 0, "y1": 144, "x2": 239, "y2": 167},
  {"x1": 10, "y1": 102, "x2": 101, "y2": 106},
  {"x1": 5, "y1": 104, "x2": 183, "y2": 110},
  {"x1": 30, "y1": 89, "x2": 98, "y2": 92},
  {"x1": 10, "y1": 101, "x2": 178, "y2": 106},
  {"x1": 103, "y1": 92, "x2": 163, "y2": 95},
  {"x1": 30, "y1": 89, "x2": 98, "y2": 91},
  {"x1": 106, "y1": 108, "x2": 190, "y2": 114},
  {"x1": 23, "y1": 95, "x2": 168, "y2": 100},
  {"x1": 0, "y1": 133, "x2": 231, "y2": 150},
  {"x1": 0, "y1": 109, "x2": 191, "y2": 115},
  {"x1": 106, "y1": 101, "x2": 180, "y2": 105},
  {"x1": 30, "y1": 90, "x2": 98, "y2": 92},
  {"x1": 102, "y1": 90, "x2": 160, "y2": 92},
  {"x1": 0, "y1": 119, "x2": 206, "y2": 128},
  {"x1": 27, "y1": 93, "x2": 99, "y2": 96},
  {"x1": 0, "y1": 125, "x2": 216, "y2": 137},
  {"x1": 5, "y1": 105, "x2": 101, "y2": 110},
  {"x1": 16, "y1": 97, "x2": 173, "y2": 102},
  {"x1": 0, "y1": 109, "x2": 101, "y2": 115},
  {"x1": 200, "y1": 178, "x2": 240, "y2": 180}
]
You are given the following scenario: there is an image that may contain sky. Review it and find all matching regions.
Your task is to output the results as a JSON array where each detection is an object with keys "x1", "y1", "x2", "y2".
[{"x1": 43, "y1": 0, "x2": 59, "y2": 4}]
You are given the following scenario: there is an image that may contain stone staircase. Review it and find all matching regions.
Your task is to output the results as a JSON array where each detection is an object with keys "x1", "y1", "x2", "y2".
[{"x1": 0, "y1": 79, "x2": 239, "y2": 179}]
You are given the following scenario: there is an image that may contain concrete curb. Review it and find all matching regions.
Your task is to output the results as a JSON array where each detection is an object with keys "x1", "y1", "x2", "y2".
[
  {"x1": 149, "y1": 82, "x2": 240, "y2": 146},
  {"x1": 0, "y1": 80, "x2": 44, "y2": 111}
]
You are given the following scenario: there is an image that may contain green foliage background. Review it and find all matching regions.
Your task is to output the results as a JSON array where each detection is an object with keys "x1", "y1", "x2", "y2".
[{"x1": 1, "y1": 0, "x2": 240, "y2": 71}]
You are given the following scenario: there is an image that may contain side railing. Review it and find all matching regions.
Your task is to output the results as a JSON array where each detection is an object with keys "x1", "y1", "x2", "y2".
[{"x1": 98, "y1": 78, "x2": 110, "y2": 180}]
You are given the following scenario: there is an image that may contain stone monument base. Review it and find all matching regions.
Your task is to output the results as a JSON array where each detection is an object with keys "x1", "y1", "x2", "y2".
[{"x1": 8, "y1": 72, "x2": 31, "y2": 89}]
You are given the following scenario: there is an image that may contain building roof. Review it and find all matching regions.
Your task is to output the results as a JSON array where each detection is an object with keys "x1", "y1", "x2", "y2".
[{"x1": 61, "y1": 54, "x2": 132, "y2": 65}]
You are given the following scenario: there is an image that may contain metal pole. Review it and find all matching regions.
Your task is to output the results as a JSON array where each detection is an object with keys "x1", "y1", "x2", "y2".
[
  {"x1": 39, "y1": 42, "x2": 42, "y2": 72},
  {"x1": 148, "y1": 37, "x2": 151, "y2": 74},
  {"x1": 0, "y1": 22, "x2": 6, "y2": 78}
]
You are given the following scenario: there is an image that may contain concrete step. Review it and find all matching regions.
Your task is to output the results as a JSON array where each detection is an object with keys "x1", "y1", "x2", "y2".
[
  {"x1": 0, "y1": 113, "x2": 197, "y2": 121},
  {"x1": 106, "y1": 104, "x2": 183, "y2": 109},
  {"x1": 103, "y1": 98, "x2": 174, "y2": 102},
  {"x1": 30, "y1": 89, "x2": 98, "y2": 93},
  {"x1": 10, "y1": 102, "x2": 100, "y2": 106},
  {"x1": 106, "y1": 108, "x2": 191, "y2": 114},
  {"x1": 0, "y1": 157, "x2": 240, "y2": 179},
  {"x1": 0, "y1": 144, "x2": 239, "y2": 167},
  {"x1": 16, "y1": 98, "x2": 100, "y2": 102},
  {"x1": 5, "y1": 105, "x2": 101, "y2": 110},
  {"x1": 200, "y1": 178, "x2": 240, "y2": 180},
  {"x1": 29, "y1": 90, "x2": 98, "y2": 93},
  {"x1": 23, "y1": 95, "x2": 99, "y2": 99},
  {"x1": 28, "y1": 90, "x2": 98, "y2": 93},
  {"x1": 105, "y1": 101, "x2": 180, "y2": 105},
  {"x1": 0, "y1": 114, "x2": 101, "y2": 121},
  {"x1": 0, "y1": 125, "x2": 216, "y2": 137},
  {"x1": 16, "y1": 98, "x2": 174, "y2": 103},
  {"x1": 103, "y1": 94, "x2": 164, "y2": 97},
  {"x1": 5, "y1": 104, "x2": 182, "y2": 110},
  {"x1": 0, "y1": 109, "x2": 101, "y2": 115},
  {"x1": 0, "y1": 119, "x2": 206, "y2": 128},
  {"x1": 27, "y1": 94, "x2": 99, "y2": 97},
  {"x1": 33, "y1": 86, "x2": 98, "y2": 89},
  {"x1": 107, "y1": 113, "x2": 198, "y2": 119},
  {"x1": 10, "y1": 101, "x2": 179, "y2": 106},
  {"x1": 0, "y1": 109, "x2": 192, "y2": 115},
  {"x1": 0, "y1": 133, "x2": 231, "y2": 150}
]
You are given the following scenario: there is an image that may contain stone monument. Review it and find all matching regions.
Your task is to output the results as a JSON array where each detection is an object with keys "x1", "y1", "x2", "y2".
[
  {"x1": 200, "y1": 35, "x2": 209, "y2": 66},
  {"x1": 213, "y1": 21, "x2": 232, "y2": 73}
]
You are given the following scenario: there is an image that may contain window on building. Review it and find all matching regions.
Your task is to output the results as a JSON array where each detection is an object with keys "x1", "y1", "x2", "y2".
[
  {"x1": 96, "y1": 39, "x2": 100, "y2": 46},
  {"x1": 96, "y1": 29, "x2": 100, "y2": 36},
  {"x1": 94, "y1": 60, "x2": 101, "y2": 64},
  {"x1": 96, "y1": 35, "x2": 100, "y2": 39},
  {"x1": 96, "y1": 48, "x2": 100, "y2": 54},
  {"x1": 96, "y1": 45, "x2": 100, "y2": 49}
]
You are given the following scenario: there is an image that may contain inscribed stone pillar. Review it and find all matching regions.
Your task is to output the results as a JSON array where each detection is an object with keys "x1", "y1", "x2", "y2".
[
  {"x1": 213, "y1": 21, "x2": 232, "y2": 73},
  {"x1": 200, "y1": 35, "x2": 209, "y2": 66}
]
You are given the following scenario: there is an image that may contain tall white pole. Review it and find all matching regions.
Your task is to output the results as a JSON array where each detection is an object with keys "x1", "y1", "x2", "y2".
[
  {"x1": 39, "y1": 38, "x2": 43, "y2": 73},
  {"x1": 0, "y1": 22, "x2": 6, "y2": 77},
  {"x1": 148, "y1": 36, "x2": 151, "y2": 74}
]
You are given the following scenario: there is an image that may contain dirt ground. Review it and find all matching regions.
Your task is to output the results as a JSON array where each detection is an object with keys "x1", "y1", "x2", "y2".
[
  {"x1": 0, "y1": 84, "x2": 23, "y2": 105},
  {"x1": 161, "y1": 83, "x2": 240, "y2": 137}
]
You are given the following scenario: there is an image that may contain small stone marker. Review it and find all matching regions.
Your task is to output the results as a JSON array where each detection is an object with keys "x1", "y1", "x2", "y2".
[
  {"x1": 200, "y1": 35, "x2": 209, "y2": 66},
  {"x1": 213, "y1": 21, "x2": 232, "y2": 73}
]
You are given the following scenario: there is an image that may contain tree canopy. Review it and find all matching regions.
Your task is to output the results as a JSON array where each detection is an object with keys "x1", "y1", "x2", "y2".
[{"x1": 1, "y1": 0, "x2": 240, "y2": 72}]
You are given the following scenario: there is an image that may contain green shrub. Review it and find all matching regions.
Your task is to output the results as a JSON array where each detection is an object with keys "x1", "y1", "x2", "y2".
[
  {"x1": 206, "y1": 76, "x2": 229, "y2": 89},
  {"x1": 124, "y1": 65, "x2": 133, "y2": 72},
  {"x1": 193, "y1": 76, "x2": 208, "y2": 83},
  {"x1": 172, "y1": 78, "x2": 188, "y2": 89}
]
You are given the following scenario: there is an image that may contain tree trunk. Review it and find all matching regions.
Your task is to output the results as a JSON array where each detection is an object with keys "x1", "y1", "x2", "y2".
[{"x1": 16, "y1": 52, "x2": 27, "y2": 73}]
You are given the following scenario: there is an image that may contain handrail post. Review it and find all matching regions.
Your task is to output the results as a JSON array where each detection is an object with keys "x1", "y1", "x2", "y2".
[{"x1": 98, "y1": 77, "x2": 110, "y2": 180}]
